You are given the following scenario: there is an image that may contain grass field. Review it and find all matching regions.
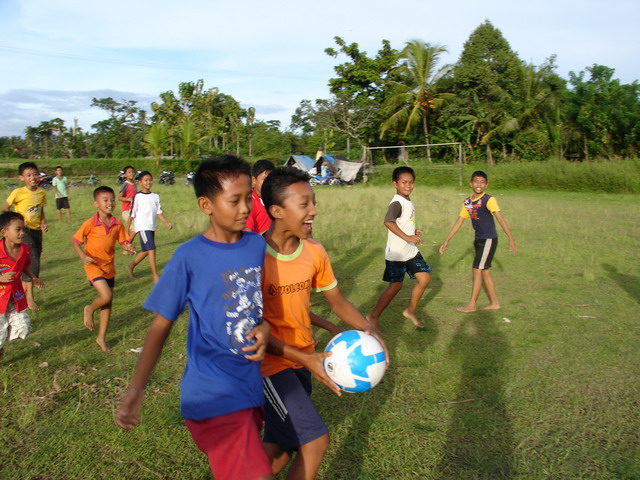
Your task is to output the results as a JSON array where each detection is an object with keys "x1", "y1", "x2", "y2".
[{"x1": 1, "y1": 180, "x2": 639, "y2": 479}]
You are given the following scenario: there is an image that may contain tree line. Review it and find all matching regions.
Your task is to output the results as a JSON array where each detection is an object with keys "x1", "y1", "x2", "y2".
[{"x1": 1, "y1": 21, "x2": 638, "y2": 163}]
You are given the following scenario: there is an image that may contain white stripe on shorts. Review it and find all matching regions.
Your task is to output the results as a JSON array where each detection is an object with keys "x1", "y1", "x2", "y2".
[
  {"x1": 139, "y1": 230, "x2": 148, "y2": 244},
  {"x1": 263, "y1": 377, "x2": 289, "y2": 422},
  {"x1": 478, "y1": 238, "x2": 493, "y2": 270}
]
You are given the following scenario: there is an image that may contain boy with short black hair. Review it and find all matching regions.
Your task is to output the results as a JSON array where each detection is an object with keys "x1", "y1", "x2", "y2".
[
  {"x1": 116, "y1": 156, "x2": 274, "y2": 480},
  {"x1": 0, "y1": 211, "x2": 44, "y2": 358},
  {"x1": 439, "y1": 170, "x2": 517, "y2": 312},
  {"x1": 117, "y1": 165, "x2": 137, "y2": 224},
  {"x1": 260, "y1": 166, "x2": 387, "y2": 479},
  {"x1": 52, "y1": 166, "x2": 71, "y2": 223},
  {"x1": 367, "y1": 166, "x2": 432, "y2": 329},
  {"x1": 72, "y1": 186, "x2": 135, "y2": 352},
  {"x1": 3, "y1": 161, "x2": 48, "y2": 311},
  {"x1": 245, "y1": 159, "x2": 275, "y2": 234},
  {"x1": 125, "y1": 171, "x2": 173, "y2": 283}
]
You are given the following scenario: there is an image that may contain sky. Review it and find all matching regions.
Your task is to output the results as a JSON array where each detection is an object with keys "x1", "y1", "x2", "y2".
[{"x1": 0, "y1": 0, "x2": 638, "y2": 137}]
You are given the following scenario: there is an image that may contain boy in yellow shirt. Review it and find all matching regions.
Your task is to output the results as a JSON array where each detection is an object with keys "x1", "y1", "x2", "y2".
[{"x1": 3, "y1": 162, "x2": 48, "y2": 311}]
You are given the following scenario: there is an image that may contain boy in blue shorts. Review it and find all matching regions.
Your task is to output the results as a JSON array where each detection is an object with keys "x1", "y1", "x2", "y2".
[
  {"x1": 125, "y1": 171, "x2": 173, "y2": 283},
  {"x1": 116, "y1": 156, "x2": 274, "y2": 480},
  {"x1": 439, "y1": 170, "x2": 517, "y2": 312},
  {"x1": 367, "y1": 166, "x2": 432, "y2": 329},
  {"x1": 260, "y1": 167, "x2": 388, "y2": 479}
]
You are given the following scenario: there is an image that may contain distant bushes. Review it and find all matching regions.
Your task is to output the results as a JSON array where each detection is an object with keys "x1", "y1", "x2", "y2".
[
  {"x1": 367, "y1": 159, "x2": 640, "y2": 193},
  {"x1": 0, "y1": 158, "x2": 201, "y2": 179}
]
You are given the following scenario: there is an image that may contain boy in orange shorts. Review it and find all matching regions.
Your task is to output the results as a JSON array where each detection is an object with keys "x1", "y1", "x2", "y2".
[{"x1": 72, "y1": 186, "x2": 135, "y2": 352}]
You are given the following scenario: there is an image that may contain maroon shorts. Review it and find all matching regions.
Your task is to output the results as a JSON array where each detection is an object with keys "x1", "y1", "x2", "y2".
[{"x1": 185, "y1": 407, "x2": 272, "y2": 480}]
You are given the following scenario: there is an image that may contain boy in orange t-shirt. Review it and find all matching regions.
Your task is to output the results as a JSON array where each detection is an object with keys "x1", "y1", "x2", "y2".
[
  {"x1": 260, "y1": 167, "x2": 388, "y2": 479},
  {"x1": 72, "y1": 186, "x2": 135, "y2": 352}
]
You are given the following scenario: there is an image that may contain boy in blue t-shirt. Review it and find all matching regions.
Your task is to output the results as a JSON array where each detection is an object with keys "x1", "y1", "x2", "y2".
[
  {"x1": 439, "y1": 170, "x2": 517, "y2": 312},
  {"x1": 116, "y1": 156, "x2": 274, "y2": 480}
]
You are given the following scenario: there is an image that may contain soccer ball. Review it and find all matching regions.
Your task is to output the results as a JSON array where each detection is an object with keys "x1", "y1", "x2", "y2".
[{"x1": 324, "y1": 330, "x2": 387, "y2": 393}]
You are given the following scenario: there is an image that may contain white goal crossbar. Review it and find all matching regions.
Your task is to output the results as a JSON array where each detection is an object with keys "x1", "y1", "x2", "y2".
[{"x1": 364, "y1": 142, "x2": 464, "y2": 185}]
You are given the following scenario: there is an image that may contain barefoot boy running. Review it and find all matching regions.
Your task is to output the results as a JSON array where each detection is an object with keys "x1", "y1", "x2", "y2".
[
  {"x1": 260, "y1": 167, "x2": 387, "y2": 479},
  {"x1": 125, "y1": 171, "x2": 173, "y2": 283},
  {"x1": 367, "y1": 166, "x2": 432, "y2": 330},
  {"x1": 439, "y1": 170, "x2": 517, "y2": 312},
  {"x1": 72, "y1": 187, "x2": 135, "y2": 352}
]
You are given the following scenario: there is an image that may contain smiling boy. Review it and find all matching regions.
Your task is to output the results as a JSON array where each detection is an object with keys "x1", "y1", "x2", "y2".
[
  {"x1": 116, "y1": 156, "x2": 273, "y2": 480},
  {"x1": 259, "y1": 166, "x2": 387, "y2": 479},
  {"x1": 72, "y1": 186, "x2": 135, "y2": 352},
  {"x1": 0, "y1": 212, "x2": 44, "y2": 358},
  {"x1": 439, "y1": 170, "x2": 517, "y2": 312},
  {"x1": 367, "y1": 166, "x2": 432, "y2": 329}
]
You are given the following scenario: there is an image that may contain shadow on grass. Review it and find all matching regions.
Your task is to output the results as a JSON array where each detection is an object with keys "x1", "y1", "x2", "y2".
[
  {"x1": 318, "y1": 247, "x2": 440, "y2": 478},
  {"x1": 602, "y1": 263, "x2": 640, "y2": 304},
  {"x1": 437, "y1": 311, "x2": 514, "y2": 479}
]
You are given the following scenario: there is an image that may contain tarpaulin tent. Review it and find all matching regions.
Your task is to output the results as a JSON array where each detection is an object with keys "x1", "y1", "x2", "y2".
[
  {"x1": 285, "y1": 155, "x2": 315, "y2": 172},
  {"x1": 321, "y1": 155, "x2": 365, "y2": 183}
]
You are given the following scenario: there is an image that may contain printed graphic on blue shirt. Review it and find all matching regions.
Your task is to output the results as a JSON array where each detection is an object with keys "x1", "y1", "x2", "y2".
[{"x1": 223, "y1": 266, "x2": 263, "y2": 354}]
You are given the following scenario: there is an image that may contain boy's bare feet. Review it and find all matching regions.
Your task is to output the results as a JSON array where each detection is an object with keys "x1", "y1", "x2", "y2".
[
  {"x1": 83, "y1": 305, "x2": 94, "y2": 330},
  {"x1": 27, "y1": 298, "x2": 40, "y2": 311},
  {"x1": 126, "y1": 264, "x2": 135, "y2": 279},
  {"x1": 152, "y1": 275, "x2": 160, "y2": 284},
  {"x1": 96, "y1": 338, "x2": 112, "y2": 353},
  {"x1": 481, "y1": 304, "x2": 501, "y2": 310},
  {"x1": 456, "y1": 305, "x2": 477, "y2": 313},
  {"x1": 366, "y1": 314, "x2": 379, "y2": 330},
  {"x1": 402, "y1": 309, "x2": 424, "y2": 328}
]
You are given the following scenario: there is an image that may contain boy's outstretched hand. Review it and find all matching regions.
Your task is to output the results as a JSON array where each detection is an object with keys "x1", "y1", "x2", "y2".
[
  {"x1": 303, "y1": 351, "x2": 342, "y2": 397},
  {"x1": 115, "y1": 386, "x2": 145, "y2": 430},
  {"x1": 243, "y1": 322, "x2": 270, "y2": 362}
]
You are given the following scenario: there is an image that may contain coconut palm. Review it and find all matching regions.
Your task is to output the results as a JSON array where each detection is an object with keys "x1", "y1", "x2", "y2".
[{"x1": 379, "y1": 40, "x2": 454, "y2": 161}]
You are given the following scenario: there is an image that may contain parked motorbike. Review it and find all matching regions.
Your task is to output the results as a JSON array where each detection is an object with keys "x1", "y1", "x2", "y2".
[
  {"x1": 309, "y1": 173, "x2": 340, "y2": 186},
  {"x1": 36, "y1": 172, "x2": 54, "y2": 190},
  {"x1": 87, "y1": 174, "x2": 100, "y2": 185},
  {"x1": 185, "y1": 171, "x2": 195, "y2": 186},
  {"x1": 159, "y1": 170, "x2": 175, "y2": 185}
]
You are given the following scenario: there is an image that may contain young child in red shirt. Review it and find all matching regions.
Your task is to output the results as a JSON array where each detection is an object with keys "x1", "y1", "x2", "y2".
[{"x1": 0, "y1": 211, "x2": 44, "y2": 358}]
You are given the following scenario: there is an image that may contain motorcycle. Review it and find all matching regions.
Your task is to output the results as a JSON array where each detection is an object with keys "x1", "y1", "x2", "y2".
[
  {"x1": 309, "y1": 172, "x2": 340, "y2": 186},
  {"x1": 36, "y1": 172, "x2": 54, "y2": 190},
  {"x1": 87, "y1": 173, "x2": 100, "y2": 185},
  {"x1": 159, "y1": 170, "x2": 175, "y2": 185},
  {"x1": 185, "y1": 171, "x2": 195, "y2": 186}
]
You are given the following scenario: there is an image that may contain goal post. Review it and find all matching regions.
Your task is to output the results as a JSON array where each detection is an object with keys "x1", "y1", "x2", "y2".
[{"x1": 363, "y1": 142, "x2": 464, "y2": 186}]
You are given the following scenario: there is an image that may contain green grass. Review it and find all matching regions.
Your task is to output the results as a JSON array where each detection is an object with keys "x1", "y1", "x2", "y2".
[{"x1": 1, "y1": 181, "x2": 639, "y2": 479}]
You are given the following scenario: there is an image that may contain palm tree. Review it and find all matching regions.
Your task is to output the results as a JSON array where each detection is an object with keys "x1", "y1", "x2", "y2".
[
  {"x1": 144, "y1": 123, "x2": 169, "y2": 167},
  {"x1": 380, "y1": 40, "x2": 454, "y2": 161}
]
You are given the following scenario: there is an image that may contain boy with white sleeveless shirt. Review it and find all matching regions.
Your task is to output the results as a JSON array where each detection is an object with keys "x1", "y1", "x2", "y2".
[{"x1": 367, "y1": 166, "x2": 432, "y2": 329}]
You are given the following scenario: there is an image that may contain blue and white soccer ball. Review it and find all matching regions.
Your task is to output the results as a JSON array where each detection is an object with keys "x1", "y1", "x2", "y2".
[{"x1": 324, "y1": 330, "x2": 387, "y2": 393}]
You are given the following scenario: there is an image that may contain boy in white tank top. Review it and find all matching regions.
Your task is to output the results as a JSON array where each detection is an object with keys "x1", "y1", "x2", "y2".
[{"x1": 367, "y1": 166, "x2": 432, "y2": 329}]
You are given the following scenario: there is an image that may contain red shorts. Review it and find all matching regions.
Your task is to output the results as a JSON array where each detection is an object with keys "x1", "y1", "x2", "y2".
[{"x1": 185, "y1": 407, "x2": 272, "y2": 480}]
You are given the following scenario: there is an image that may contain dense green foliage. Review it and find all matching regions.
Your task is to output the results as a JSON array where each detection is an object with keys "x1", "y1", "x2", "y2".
[{"x1": 1, "y1": 21, "x2": 638, "y2": 163}]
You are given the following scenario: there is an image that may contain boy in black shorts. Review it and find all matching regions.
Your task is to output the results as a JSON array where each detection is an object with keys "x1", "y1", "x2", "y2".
[
  {"x1": 367, "y1": 166, "x2": 432, "y2": 329},
  {"x1": 439, "y1": 170, "x2": 517, "y2": 312}
]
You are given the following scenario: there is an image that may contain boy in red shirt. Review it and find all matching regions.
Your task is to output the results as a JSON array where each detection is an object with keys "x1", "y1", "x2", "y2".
[
  {"x1": 0, "y1": 212, "x2": 44, "y2": 357},
  {"x1": 245, "y1": 160, "x2": 275, "y2": 234}
]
